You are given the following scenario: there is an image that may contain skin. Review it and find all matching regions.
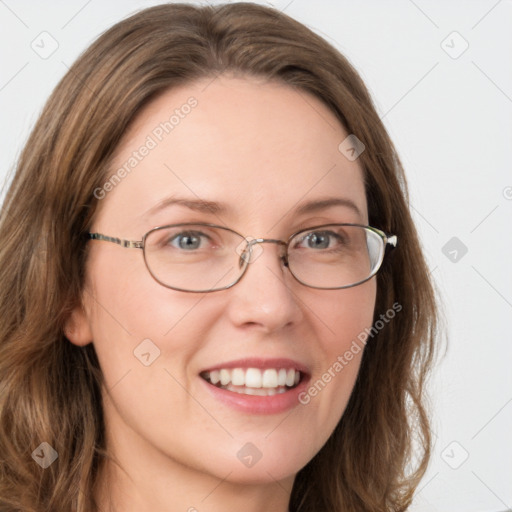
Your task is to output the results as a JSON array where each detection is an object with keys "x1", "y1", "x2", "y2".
[{"x1": 65, "y1": 74, "x2": 377, "y2": 512}]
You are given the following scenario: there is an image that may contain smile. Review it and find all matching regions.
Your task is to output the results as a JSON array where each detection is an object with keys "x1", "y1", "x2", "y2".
[{"x1": 200, "y1": 367, "x2": 302, "y2": 396}]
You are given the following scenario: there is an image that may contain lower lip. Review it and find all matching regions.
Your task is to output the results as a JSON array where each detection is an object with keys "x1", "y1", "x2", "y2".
[{"x1": 199, "y1": 375, "x2": 310, "y2": 415}]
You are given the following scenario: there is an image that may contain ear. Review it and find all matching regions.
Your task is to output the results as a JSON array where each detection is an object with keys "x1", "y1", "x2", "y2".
[{"x1": 64, "y1": 302, "x2": 93, "y2": 347}]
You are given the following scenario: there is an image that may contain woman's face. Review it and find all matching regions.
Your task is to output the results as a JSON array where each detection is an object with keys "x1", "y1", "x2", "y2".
[{"x1": 68, "y1": 75, "x2": 376, "y2": 489}]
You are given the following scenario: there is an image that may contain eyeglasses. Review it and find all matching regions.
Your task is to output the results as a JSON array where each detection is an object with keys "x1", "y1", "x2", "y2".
[{"x1": 86, "y1": 223, "x2": 397, "y2": 293}]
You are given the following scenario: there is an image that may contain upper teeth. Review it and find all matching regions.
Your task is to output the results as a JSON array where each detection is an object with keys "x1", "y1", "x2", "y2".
[{"x1": 203, "y1": 368, "x2": 300, "y2": 388}]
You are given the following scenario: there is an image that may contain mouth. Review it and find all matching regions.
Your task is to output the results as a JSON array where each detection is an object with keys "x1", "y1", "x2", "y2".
[{"x1": 200, "y1": 367, "x2": 304, "y2": 396}]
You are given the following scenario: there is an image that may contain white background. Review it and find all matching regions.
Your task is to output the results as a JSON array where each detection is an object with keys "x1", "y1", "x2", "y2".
[{"x1": 0, "y1": 1, "x2": 511, "y2": 510}]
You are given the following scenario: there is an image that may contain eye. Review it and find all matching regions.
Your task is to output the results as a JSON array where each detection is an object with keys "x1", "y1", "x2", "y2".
[
  {"x1": 166, "y1": 230, "x2": 212, "y2": 251},
  {"x1": 295, "y1": 230, "x2": 345, "y2": 250}
]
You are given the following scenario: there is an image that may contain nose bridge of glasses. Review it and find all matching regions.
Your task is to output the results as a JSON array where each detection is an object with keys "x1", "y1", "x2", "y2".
[{"x1": 241, "y1": 237, "x2": 288, "y2": 265}]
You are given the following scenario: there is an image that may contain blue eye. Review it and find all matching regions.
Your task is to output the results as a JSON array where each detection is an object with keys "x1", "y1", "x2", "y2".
[
  {"x1": 168, "y1": 231, "x2": 210, "y2": 250},
  {"x1": 296, "y1": 231, "x2": 344, "y2": 250}
]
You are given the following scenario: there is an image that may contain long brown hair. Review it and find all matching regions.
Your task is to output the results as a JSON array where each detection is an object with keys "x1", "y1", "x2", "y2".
[{"x1": 0, "y1": 3, "x2": 442, "y2": 510}]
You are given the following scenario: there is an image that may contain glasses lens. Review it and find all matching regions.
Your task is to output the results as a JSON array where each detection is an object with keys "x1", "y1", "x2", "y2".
[
  {"x1": 143, "y1": 225, "x2": 247, "y2": 292},
  {"x1": 287, "y1": 225, "x2": 384, "y2": 288},
  {"x1": 143, "y1": 224, "x2": 385, "y2": 292}
]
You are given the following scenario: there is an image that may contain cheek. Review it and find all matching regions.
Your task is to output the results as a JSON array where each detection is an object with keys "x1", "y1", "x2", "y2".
[
  {"x1": 309, "y1": 278, "x2": 377, "y2": 350},
  {"x1": 301, "y1": 280, "x2": 376, "y2": 432},
  {"x1": 322, "y1": 279, "x2": 377, "y2": 344},
  {"x1": 84, "y1": 256, "x2": 215, "y2": 437},
  {"x1": 84, "y1": 249, "x2": 208, "y2": 388}
]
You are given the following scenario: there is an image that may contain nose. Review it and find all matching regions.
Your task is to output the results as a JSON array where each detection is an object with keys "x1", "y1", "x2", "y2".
[{"x1": 226, "y1": 239, "x2": 304, "y2": 332}]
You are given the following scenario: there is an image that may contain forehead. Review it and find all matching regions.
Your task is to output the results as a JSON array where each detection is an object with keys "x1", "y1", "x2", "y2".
[{"x1": 96, "y1": 75, "x2": 368, "y2": 232}]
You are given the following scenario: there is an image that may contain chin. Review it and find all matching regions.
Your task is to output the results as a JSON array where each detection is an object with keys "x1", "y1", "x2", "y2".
[{"x1": 198, "y1": 439, "x2": 315, "y2": 485}]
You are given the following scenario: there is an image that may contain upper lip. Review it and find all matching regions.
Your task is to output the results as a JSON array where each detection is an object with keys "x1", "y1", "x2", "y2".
[{"x1": 199, "y1": 357, "x2": 310, "y2": 376}]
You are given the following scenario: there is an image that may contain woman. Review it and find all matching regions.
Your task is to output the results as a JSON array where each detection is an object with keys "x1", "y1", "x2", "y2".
[{"x1": 0, "y1": 3, "x2": 440, "y2": 511}]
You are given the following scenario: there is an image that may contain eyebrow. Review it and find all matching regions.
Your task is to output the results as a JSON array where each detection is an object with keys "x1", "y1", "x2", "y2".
[{"x1": 142, "y1": 195, "x2": 363, "y2": 219}]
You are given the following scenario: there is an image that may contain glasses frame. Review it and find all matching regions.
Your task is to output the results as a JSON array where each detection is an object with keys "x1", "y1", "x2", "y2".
[{"x1": 86, "y1": 222, "x2": 397, "y2": 293}]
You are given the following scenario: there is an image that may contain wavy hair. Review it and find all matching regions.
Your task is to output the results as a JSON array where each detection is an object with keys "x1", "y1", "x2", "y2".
[{"x1": 0, "y1": 3, "x2": 442, "y2": 511}]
